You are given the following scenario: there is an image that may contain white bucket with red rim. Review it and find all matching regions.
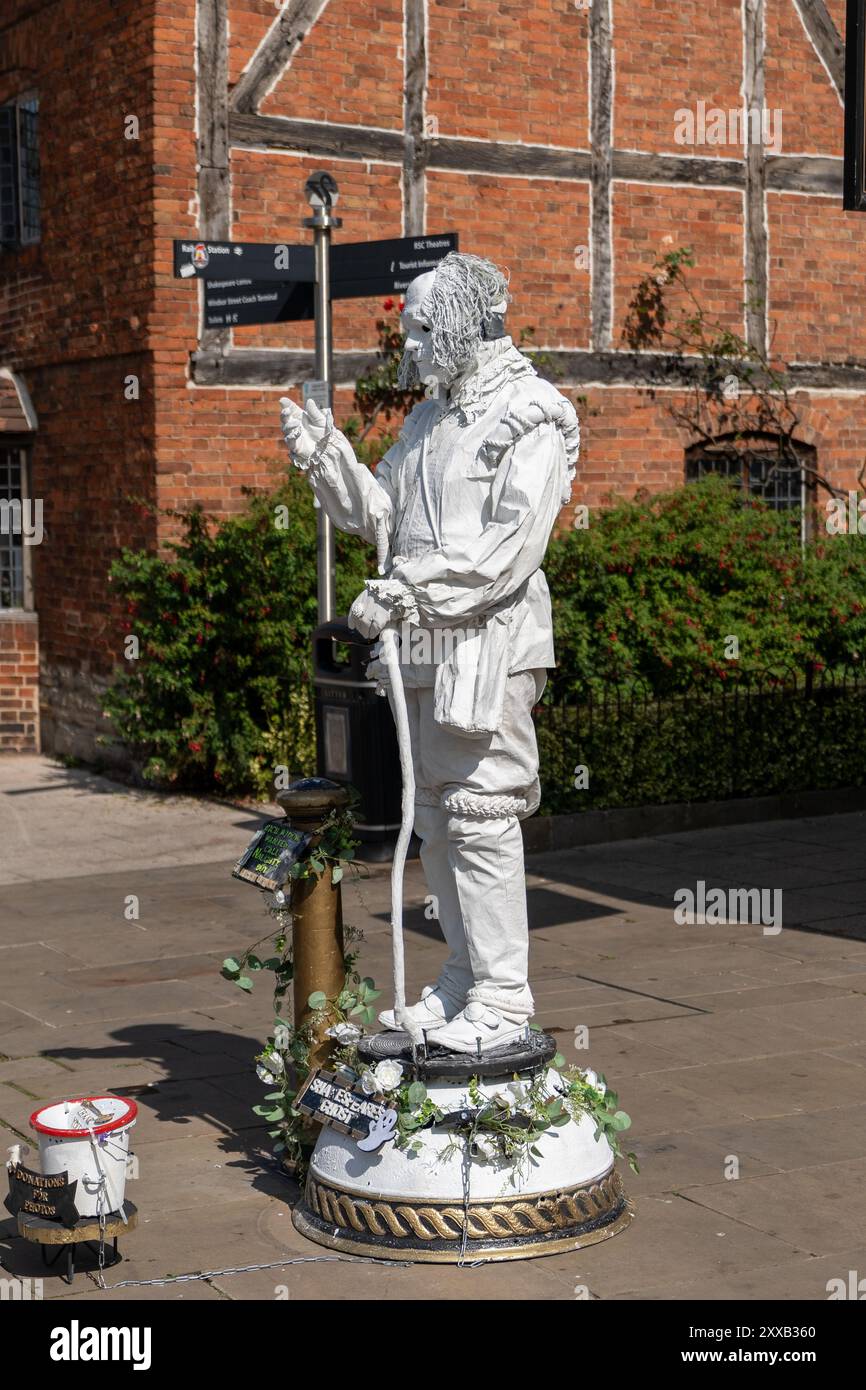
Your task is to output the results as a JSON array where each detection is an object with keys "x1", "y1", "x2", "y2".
[{"x1": 30, "y1": 1095, "x2": 138, "y2": 1218}]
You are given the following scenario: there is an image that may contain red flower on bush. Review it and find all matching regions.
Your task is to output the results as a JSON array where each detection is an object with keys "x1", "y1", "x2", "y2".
[{"x1": 188, "y1": 740, "x2": 203, "y2": 753}]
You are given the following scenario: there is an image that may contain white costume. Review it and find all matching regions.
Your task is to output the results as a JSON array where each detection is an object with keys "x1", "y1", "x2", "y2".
[{"x1": 281, "y1": 253, "x2": 579, "y2": 1052}]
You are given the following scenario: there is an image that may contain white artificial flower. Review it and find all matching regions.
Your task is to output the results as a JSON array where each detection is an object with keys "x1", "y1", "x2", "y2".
[
  {"x1": 325, "y1": 1022, "x2": 363, "y2": 1045},
  {"x1": 471, "y1": 1134, "x2": 500, "y2": 1162},
  {"x1": 504, "y1": 1079, "x2": 530, "y2": 1110},
  {"x1": 372, "y1": 1059, "x2": 404, "y2": 1093},
  {"x1": 583, "y1": 1068, "x2": 606, "y2": 1096},
  {"x1": 360, "y1": 1069, "x2": 379, "y2": 1095},
  {"x1": 256, "y1": 1050, "x2": 284, "y2": 1086}
]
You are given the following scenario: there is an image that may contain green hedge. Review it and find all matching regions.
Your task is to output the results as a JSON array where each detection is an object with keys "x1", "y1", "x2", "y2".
[
  {"x1": 104, "y1": 474, "x2": 866, "y2": 803},
  {"x1": 545, "y1": 475, "x2": 866, "y2": 696},
  {"x1": 103, "y1": 471, "x2": 369, "y2": 798},
  {"x1": 536, "y1": 674, "x2": 866, "y2": 814}
]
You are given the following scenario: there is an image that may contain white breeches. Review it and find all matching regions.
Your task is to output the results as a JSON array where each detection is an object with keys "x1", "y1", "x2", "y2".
[{"x1": 395, "y1": 668, "x2": 545, "y2": 1024}]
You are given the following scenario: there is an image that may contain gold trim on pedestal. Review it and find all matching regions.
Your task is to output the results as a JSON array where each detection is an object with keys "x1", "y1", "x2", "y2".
[{"x1": 292, "y1": 1167, "x2": 633, "y2": 1263}]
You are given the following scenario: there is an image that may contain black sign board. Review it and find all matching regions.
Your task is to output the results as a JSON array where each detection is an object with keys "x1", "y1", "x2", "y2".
[
  {"x1": 5, "y1": 1164, "x2": 79, "y2": 1228},
  {"x1": 844, "y1": 0, "x2": 866, "y2": 209},
  {"x1": 329, "y1": 232, "x2": 458, "y2": 298},
  {"x1": 203, "y1": 277, "x2": 315, "y2": 328},
  {"x1": 232, "y1": 818, "x2": 311, "y2": 891},
  {"x1": 294, "y1": 1067, "x2": 398, "y2": 1149},
  {"x1": 173, "y1": 239, "x2": 315, "y2": 283},
  {"x1": 174, "y1": 233, "x2": 458, "y2": 324}
]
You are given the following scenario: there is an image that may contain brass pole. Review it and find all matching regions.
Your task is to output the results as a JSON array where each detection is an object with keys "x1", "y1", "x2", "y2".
[{"x1": 277, "y1": 782, "x2": 350, "y2": 1071}]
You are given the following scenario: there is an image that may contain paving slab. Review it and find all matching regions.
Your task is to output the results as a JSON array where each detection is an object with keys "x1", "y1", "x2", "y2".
[
  {"x1": 1, "y1": 757, "x2": 864, "y2": 1299},
  {"x1": 679, "y1": 1157, "x2": 866, "y2": 1257}
]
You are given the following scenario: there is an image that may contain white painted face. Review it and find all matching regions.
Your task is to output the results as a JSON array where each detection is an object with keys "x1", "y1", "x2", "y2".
[{"x1": 400, "y1": 270, "x2": 454, "y2": 388}]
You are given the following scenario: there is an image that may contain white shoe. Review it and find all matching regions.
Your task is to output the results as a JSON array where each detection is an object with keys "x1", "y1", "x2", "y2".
[
  {"x1": 426, "y1": 1001, "x2": 528, "y2": 1055},
  {"x1": 378, "y1": 984, "x2": 463, "y2": 1033}
]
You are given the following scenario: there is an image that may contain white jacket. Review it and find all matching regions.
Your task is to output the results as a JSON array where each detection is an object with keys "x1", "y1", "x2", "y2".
[{"x1": 304, "y1": 337, "x2": 580, "y2": 733}]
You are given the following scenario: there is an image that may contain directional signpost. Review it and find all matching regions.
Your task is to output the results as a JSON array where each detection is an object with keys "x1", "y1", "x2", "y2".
[
  {"x1": 173, "y1": 176, "x2": 457, "y2": 621},
  {"x1": 172, "y1": 230, "x2": 458, "y2": 324}
]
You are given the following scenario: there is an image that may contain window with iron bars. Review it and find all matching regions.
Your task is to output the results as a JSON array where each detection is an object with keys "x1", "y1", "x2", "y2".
[
  {"x1": 0, "y1": 95, "x2": 40, "y2": 249},
  {"x1": 685, "y1": 437, "x2": 817, "y2": 535},
  {"x1": 0, "y1": 443, "x2": 33, "y2": 609}
]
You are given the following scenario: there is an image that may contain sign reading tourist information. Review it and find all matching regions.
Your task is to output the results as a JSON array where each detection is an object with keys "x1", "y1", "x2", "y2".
[
  {"x1": 5, "y1": 1163, "x2": 80, "y2": 1228},
  {"x1": 232, "y1": 819, "x2": 312, "y2": 892},
  {"x1": 329, "y1": 232, "x2": 459, "y2": 298},
  {"x1": 172, "y1": 233, "x2": 458, "y2": 325},
  {"x1": 294, "y1": 1068, "x2": 398, "y2": 1151}
]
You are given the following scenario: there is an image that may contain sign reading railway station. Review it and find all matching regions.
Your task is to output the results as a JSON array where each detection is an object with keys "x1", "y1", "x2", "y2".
[{"x1": 173, "y1": 239, "x2": 315, "y2": 282}]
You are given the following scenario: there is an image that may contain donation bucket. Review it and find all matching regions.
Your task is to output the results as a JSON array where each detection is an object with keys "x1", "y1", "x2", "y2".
[{"x1": 30, "y1": 1095, "x2": 138, "y2": 1219}]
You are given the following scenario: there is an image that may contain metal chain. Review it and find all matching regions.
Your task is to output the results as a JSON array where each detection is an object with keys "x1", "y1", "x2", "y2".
[
  {"x1": 95, "y1": 1174, "x2": 108, "y2": 1291},
  {"x1": 457, "y1": 1135, "x2": 472, "y2": 1265},
  {"x1": 100, "y1": 1253, "x2": 417, "y2": 1289}
]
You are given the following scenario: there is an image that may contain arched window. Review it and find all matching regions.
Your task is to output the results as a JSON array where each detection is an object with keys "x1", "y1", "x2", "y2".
[{"x1": 685, "y1": 433, "x2": 818, "y2": 533}]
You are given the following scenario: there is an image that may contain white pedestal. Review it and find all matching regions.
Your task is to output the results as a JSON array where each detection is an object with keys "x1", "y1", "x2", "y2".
[{"x1": 293, "y1": 1064, "x2": 632, "y2": 1263}]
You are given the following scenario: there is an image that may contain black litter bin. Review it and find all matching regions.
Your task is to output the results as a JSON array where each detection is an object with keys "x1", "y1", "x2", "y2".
[{"x1": 312, "y1": 617, "x2": 411, "y2": 862}]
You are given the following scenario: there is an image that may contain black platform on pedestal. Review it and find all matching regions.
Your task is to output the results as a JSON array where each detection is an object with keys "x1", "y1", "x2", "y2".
[{"x1": 356, "y1": 1029, "x2": 557, "y2": 1081}]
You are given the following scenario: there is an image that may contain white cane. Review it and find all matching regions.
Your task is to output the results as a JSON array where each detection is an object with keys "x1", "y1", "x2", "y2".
[{"x1": 375, "y1": 519, "x2": 424, "y2": 1046}]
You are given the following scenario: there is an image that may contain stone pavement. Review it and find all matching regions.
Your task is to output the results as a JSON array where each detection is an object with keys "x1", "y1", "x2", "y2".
[{"x1": 0, "y1": 753, "x2": 864, "y2": 1301}]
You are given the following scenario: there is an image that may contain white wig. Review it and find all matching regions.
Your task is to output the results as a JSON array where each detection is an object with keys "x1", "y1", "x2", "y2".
[{"x1": 398, "y1": 251, "x2": 511, "y2": 389}]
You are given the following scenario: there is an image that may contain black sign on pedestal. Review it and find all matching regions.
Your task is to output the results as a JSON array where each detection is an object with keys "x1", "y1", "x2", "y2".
[
  {"x1": 232, "y1": 819, "x2": 311, "y2": 892},
  {"x1": 293, "y1": 1067, "x2": 398, "y2": 1149},
  {"x1": 5, "y1": 1163, "x2": 80, "y2": 1228}
]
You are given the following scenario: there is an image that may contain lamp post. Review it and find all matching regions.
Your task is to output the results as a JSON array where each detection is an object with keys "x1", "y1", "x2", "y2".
[{"x1": 303, "y1": 171, "x2": 342, "y2": 624}]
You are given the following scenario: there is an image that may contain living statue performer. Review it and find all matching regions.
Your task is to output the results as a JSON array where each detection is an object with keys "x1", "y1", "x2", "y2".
[{"x1": 280, "y1": 252, "x2": 579, "y2": 1054}]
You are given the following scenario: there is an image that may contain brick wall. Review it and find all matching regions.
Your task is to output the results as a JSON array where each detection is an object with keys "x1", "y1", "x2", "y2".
[
  {"x1": 0, "y1": 0, "x2": 864, "y2": 757},
  {"x1": 0, "y1": 611, "x2": 39, "y2": 751},
  {"x1": 0, "y1": 1, "x2": 157, "y2": 756}
]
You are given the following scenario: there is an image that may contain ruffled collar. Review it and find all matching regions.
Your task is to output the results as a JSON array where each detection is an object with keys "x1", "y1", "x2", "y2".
[{"x1": 445, "y1": 336, "x2": 537, "y2": 422}]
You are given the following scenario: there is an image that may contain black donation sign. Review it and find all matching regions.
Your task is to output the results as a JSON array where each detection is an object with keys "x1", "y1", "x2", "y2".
[
  {"x1": 232, "y1": 819, "x2": 311, "y2": 892},
  {"x1": 5, "y1": 1164, "x2": 80, "y2": 1228}
]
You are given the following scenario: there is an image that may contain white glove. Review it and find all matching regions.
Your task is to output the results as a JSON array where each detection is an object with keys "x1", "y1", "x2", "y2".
[
  {"x1": 279, "y1": 396, "x2": 333, "y2": 470},
  {"x1": 348, "y1": 587, "x2": 393, "y2": 640},
  {"x1": 348, "y1": 578, "x2": 418, "y2": 639}
]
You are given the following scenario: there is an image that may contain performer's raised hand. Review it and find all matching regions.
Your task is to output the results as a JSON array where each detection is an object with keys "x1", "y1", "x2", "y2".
[{"x1": 279, "y1": 396, "x2": 332, "y2": 469}]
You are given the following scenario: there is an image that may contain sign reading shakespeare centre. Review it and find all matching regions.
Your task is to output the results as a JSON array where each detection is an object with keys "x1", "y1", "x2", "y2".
[
  {"x1": 5, "y1": 1163, "x2": 80, "y2": 1228},
  {"x1": 173, "y1": 232, "x2": 458, "y2": 325},
  {"x1": 202, "y1": 279, "x2": 315, "y2": 329},
  {"x1": 232, "y1": 819, "x2": 311, "y2": 892}
]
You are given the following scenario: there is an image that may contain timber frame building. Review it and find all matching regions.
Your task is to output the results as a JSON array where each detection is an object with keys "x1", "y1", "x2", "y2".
[{"x1": 0, "y1": 0, "x2": 862, "y2": 756}]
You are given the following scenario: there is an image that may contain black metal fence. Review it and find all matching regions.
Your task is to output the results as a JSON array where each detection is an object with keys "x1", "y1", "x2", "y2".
[{"x1": 534, "y1": 664, "x2": 866, "y2": 814}]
